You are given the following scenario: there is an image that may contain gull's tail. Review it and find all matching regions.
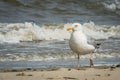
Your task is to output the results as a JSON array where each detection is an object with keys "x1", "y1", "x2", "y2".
[
  {"x1": 95, "y1": 43, "x2": 101, "y2": 49},
  {"x1": 94, "y1": 42, "x2": 102, "y2": 53}
]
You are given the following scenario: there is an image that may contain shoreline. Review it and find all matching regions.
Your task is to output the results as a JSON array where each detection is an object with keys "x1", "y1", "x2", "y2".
[
  {"x1": 0, "y1": 66, "x2": 120, "y2": 80},
  {"x1": 0, "y1": 65, "x2": 119, "y2": 72},
  {"x1": 0, "y1": 66, "x2": 113, "y2": 71}
]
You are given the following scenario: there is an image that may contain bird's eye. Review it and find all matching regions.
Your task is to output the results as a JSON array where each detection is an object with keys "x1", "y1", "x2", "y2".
[{"x1": 74, "y1": 25, "x2": 78, "y2": 27}]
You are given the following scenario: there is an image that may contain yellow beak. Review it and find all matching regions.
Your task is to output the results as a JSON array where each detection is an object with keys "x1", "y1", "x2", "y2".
[{"x1": 67, "y1": 27, "x2": 73, "y2": 31}]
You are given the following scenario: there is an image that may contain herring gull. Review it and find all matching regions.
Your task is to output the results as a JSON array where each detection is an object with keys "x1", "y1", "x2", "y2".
[{"x1": 67, "y1": 23, "x2": 95, "y2": 68}]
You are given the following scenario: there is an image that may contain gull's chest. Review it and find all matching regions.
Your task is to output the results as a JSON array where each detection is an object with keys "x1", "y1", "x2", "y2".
[
  {"x1": 70, "y1": 32, "x2": 87, "y2": 44},
  {"x1": 69, "y1": 32, "x2": 88, "y2": 54}
]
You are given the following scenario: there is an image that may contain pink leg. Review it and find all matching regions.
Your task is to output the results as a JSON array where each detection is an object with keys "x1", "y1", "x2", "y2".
[
  {"x1": 74, "y1": 54, "x2": 80, "y2": 69},
  {"x1": 90, "y1": 58, "x2": 94, "y2": 67},
  {"x1": 90, "y1": 51, "x2": 94, "y2": 67},
  {"x1": 77, "y1": 54, "x2": 80, "y2": 68}
]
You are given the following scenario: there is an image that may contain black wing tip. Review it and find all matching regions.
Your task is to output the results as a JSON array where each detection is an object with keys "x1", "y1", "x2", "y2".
[{"x1": 95, "y1": 43, "x2": 101, "y2": 49}]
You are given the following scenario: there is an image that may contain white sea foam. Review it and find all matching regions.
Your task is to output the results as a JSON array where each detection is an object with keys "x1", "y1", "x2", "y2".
[
  {"x1": 102, "y1": 0, "x2": 120, "y2": 11},
  {"x1": 0, "y1": 22, "x2": 120, "y2": 43},
  {"x1": 0, "y1": 52, "x2": 119, "y2": 61},
  {"x1": 80, "y1": 53, "x2": 117, "y2": 59},
  {"x1": 102, "y1": 3, "x2": 116, "y2": 11}
]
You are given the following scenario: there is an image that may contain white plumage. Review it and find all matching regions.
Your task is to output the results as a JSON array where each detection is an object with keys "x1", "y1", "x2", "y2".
[{"x1": 67, "y1": 23, "x2": 95, "y2": 67}]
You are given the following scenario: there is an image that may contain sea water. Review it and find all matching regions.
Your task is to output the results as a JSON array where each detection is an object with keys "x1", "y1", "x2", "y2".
[
  {"x1": 0, "y1": 22, "x2": 120, "y2": 69},
  {"x1": 0, "y1": 0, "x2": 120, "y2": 69}
]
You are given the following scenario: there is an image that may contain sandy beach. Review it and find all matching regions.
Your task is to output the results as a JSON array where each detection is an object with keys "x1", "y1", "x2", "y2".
[{"x1": 0, "y1": 66, "x2": 119, "y2": 80}]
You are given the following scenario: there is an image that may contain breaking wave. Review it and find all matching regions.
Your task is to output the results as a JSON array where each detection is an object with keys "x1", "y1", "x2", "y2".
[{"x1": 0, "y1": 22, "x2": 120, "y2": 43}]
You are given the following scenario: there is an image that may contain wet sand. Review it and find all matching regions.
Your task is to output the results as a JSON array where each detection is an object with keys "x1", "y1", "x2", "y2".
[{"x1": 0, "y1": 66, "x2": 119, "y2": 80}]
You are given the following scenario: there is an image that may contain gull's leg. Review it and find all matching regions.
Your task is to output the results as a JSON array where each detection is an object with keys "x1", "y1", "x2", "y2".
[
  {"x1": 90, "y1": 58, "x2": 93, "y2": 67},
  {"x1": 77, "y1": 54, "x2": 80, "y2": 68},
  {"x1": 90, "y1": 52, "x2": 94, "y2": 67}
]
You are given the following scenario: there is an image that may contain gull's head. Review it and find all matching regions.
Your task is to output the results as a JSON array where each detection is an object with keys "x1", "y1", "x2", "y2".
[{"x1": 67, "y1": 23, "x2": 82, "y2": 32}]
